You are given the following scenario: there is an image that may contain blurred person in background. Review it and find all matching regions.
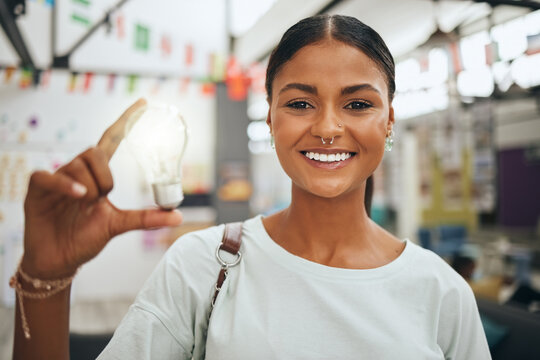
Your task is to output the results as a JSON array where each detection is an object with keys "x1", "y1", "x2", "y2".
[{"x1": 12, "y1": 15, "x2": 490, "y2": 359}]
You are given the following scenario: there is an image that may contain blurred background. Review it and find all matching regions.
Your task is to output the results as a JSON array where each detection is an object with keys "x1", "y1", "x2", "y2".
[{"x1": 1, "y1": 0, "x2": 540, "y2": 358}]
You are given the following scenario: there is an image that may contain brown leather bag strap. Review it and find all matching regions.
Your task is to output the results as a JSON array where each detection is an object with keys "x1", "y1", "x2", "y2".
[{"x1": 211, "y1": 222, "x2": 243, "y2": 308}]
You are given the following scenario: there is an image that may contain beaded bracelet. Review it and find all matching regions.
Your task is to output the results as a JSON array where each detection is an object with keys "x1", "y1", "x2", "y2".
[{"x1": 9, "y1": 260, "x2": 78, "y2": 339}]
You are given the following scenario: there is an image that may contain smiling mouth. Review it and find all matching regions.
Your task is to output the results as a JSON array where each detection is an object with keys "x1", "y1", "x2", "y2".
[{"x1": 300, "y1": 151, "x2": 357, "y2": 163}]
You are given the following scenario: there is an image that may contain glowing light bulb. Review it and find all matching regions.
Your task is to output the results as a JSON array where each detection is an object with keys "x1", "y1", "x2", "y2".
[{"x1": 124, "y1": 101, "x2": 189, "y2": 210}]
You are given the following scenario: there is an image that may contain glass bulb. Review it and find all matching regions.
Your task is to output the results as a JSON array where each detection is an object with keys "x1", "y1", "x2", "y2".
[{"x1": 124, "y1": 101, "x2": 189, "y2": 210}]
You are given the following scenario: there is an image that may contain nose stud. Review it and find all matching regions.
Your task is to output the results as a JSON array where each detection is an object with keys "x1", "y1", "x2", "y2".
[{"x1": 321, "y1": 136, "x2": 334, "y2": 145}]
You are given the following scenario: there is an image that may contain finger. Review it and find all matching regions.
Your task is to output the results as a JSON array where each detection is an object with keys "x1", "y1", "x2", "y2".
[
  {"x1": 97, "y1": 98, "x2": 147, "y2": 162},
  {"x1": 110, "y1": 208, "x2": 183, "y2": 236},
  {"x1": 60, "y1": 157, "x2": 101, "y2": 201},
  {"x1": 26, "y1": 170, "x2": 87, "y2": 199},
  {"x1": 80, "y1": 147, "x2": 114, "y2": 196}
]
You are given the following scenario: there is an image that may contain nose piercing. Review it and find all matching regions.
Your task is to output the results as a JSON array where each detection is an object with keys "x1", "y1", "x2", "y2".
[
  {"x1": 321, "y1": 136, "x2": 334, "y2": 145},
  {"x1": 338, "y1": 123, "x2": 343, "y2": 127}
]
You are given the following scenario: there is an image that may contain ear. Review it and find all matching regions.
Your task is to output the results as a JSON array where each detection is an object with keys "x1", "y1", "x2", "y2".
[
  {"x1": 266, "y1": 107, "x2": 272, "y2": 135},
  {"x1": 387, "y1": 106, "x2": 395, "y2": 133}
]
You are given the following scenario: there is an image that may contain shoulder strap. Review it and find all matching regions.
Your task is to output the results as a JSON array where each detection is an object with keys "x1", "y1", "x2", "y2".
[{"x1": 211, "y1": 222, "x2": 243, "y2": 308}]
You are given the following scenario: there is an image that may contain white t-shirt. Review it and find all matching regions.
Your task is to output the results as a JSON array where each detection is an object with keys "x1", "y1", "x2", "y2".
[{"x1": 98, "y1": 215, "x2": 491, "y2": 360}]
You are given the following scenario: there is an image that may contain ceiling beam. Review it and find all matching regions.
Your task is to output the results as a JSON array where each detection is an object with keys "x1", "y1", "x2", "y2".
[
  {"x1": 0, "y1": 0, "x2": 35, "y2": 69},
  {"x1": 472, "y1": 0, "x2": 540, "y2": 10}
]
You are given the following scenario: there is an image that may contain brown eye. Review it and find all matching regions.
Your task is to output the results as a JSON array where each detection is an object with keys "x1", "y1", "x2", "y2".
[
  {"x1": 287, "y1": 101, "x2": 313, "y2": 109},
  {"x1": 345, "y1": 101, "x2": 372, "y2": 110}
]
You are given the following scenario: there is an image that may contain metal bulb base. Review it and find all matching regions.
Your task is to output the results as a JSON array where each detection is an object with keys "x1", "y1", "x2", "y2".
[{"x1": 152, "y1": 182, "x2": 184, "y2": 210}]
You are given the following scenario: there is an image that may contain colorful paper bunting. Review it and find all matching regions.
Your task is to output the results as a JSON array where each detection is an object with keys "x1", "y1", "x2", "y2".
[
  {"x1": 161, "y1": 35, "x2": 172, "y2": 57},
  {"x1": 68, "y1": 72, "x2": 78, "y2": 92},
  {"x1": 200, "y1": 82, "x2": 216, "y2": 97},
  {"x1": 116, "y1": 13, "x2": 125, "y2": 39},
  {"x1": 19, "y1": 68, "x2": 33, "y2": 89},
  {"x1": 107, "y1": 73, "x2": 116, "y2": 92},
  {"x1": 40, "y1": 69, "x2": 51, "y2": 88},
  {"x1": 225, "y1": 57, "x2": 249, "y2": 101},
  {"x1": 83, "y1": 72, "x2": 94, "y2": 92},
  {"x1": 185, "y1": 44, "x2": 194, "y2": 66},
  {"x1": 5, "y1": 66, "x2": 16, "y2": 83},
  {"x1": 127, "y1": 74, "x2": 138, "y2": 93},
  {"x1": 135, "y1": 24, "x2": 150, "y2": 51}
]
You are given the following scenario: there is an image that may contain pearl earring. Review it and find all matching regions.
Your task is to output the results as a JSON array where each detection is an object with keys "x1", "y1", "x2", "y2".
[{"x1": 385, "y1": 129, "x2": 394, "y2": 152}]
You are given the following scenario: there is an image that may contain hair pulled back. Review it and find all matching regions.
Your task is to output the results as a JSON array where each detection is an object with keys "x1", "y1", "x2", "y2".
[{"x1": 265, "y1": 14, "x2": 396, "y2": 102}]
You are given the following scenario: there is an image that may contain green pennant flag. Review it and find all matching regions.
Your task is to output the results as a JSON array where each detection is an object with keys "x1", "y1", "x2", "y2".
[
  {"x1": 135, "y1": 24, "x2": 150, "y2": 51},
  {"x1": 127, "y1": 74, "x2": 138, "y2": 93}
]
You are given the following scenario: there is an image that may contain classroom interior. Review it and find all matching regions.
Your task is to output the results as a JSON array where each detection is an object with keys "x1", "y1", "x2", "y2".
[{"x1": 1, "y1": 0, "x2": 540, "y2": 359}]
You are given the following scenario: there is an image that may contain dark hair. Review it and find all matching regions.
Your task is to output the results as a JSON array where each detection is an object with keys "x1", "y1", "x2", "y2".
[{"x1": 265, "y1": 14, "x2": 396, "y2": 102}]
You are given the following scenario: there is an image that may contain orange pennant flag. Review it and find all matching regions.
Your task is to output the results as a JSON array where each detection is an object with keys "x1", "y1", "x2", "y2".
[
  {"x1": 5, "y1": 66, "x2": 16, "y2": 83},
  {"x1": 68, "y1": 72, "x2": 78, "y2": 92}
]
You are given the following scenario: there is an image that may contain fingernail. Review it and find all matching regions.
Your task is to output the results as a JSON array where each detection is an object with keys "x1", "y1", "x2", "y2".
[
  {"x1": 171, "y1": 210, "x2": 183, "y2": 222},
  {"x1": 73, "y1": 182, "x2": 87, "y2": 196}
]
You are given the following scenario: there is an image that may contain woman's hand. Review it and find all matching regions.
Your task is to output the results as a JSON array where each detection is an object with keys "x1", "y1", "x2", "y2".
[{"x1": 21, "y1": 99, "x2": 183, "y2": 278}]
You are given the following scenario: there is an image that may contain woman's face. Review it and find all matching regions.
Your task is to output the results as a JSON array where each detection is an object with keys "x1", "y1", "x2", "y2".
[{"x1": 267, "y1": 39, "x2": 394, "y2": 199}]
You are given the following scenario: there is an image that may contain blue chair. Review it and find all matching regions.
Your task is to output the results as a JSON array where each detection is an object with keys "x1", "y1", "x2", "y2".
[
  {"x1": 417, "y1": 227, "x2": 432, "y2": 250},
  {"x1": 435, "y1": 225, "x2": 467, "y2": 257}
]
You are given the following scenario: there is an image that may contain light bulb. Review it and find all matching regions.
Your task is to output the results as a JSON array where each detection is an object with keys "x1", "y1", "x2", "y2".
[{"x1": 124, "y1": 101, "x2": 189, "y2": 210}]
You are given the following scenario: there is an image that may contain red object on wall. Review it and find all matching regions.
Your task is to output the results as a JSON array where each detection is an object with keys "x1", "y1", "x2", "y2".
[
  {"x1": 201, "y1": 82, "x2": 216, "y2": 96},
  {"x1": 225, "y1": 57, "x2": 250, "y2": 101},
  {"x1": 83, "y1": 72, "x2": 93, "y2": 92}
]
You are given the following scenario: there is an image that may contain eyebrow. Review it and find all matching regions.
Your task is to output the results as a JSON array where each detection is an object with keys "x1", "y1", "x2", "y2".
[
  {"x1": 278, "y1": 83, "x2": 317, "y2": 95},
  {"x1": 341, "y1": 84, "x2": 381, "y2": 96},
  {"x1": 278, "y1": 82, "x2": 381, "y2": 96}
]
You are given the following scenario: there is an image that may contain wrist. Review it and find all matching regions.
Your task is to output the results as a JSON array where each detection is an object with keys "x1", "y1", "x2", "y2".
[
  {"x1": 21, "y1": 254, "x2": 78, "y2": 280},
  {"x1": 10, "y1": 257, "x2": 76, "y2": 340}
]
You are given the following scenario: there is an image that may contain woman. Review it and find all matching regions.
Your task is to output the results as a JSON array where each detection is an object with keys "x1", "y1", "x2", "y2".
[{"x1": 12, "y1": 15, "x2": 490, "y2": 359}]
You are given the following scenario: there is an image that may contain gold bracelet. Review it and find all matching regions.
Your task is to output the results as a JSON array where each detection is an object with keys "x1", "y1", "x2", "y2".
[{"x1": 9, "y1": 259, "x2": 79, "y2": 339}]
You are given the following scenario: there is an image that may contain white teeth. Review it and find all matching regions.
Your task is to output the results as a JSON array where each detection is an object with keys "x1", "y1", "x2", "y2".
[{"x1": 303, "y1": 152, "x2": 353, "y2": 162}]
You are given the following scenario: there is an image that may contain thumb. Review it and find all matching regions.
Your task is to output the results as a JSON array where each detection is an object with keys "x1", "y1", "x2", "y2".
[{"x1": 110, "y1": 208, "x2": 183, "y2": 236}]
